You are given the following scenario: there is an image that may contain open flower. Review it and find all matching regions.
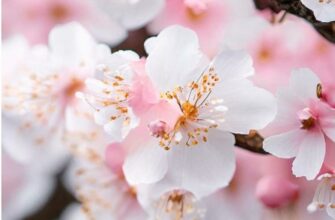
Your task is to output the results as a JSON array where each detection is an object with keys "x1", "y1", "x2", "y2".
[
  {"x1": 308, "y1": 173, "x2": 335, "y2": 219},
  {"x1": 264, "y1": 68, "x2": 335, "y2": 180},
  {"x1": 93, "y1": 25, "x2": 277, "y2": 197},
  {"x1": 2, "y1": 22, "x2": 112, "y2": 169},
  {"x1": 301, "y1": 0, "x2": 335, "y2": 22},
  {"x1": 65, "y1": 141, "x2": 146, "y2": 220}
]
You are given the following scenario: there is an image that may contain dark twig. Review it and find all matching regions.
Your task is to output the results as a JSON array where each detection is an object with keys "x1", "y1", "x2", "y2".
[
  {"x1": 253, "y1": 0, "x2": 335, "y2": 43},
  {"x1": 234, "y1": 130, "x2": 269, "y2": 154}
]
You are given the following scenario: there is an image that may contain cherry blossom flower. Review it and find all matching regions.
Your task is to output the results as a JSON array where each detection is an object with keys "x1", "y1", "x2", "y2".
[
  {"x1": 2, "y1": 0, "x2": 127, "y2": 45},
  {"x1": 90, "y1": 25, "x2": 277, "y2": 198},
  {"x1": 308, "y1": 172, "x2": 335, "y2": 219},
  {"x1": 78, "y1": 53, "x2": 158, "y2": 142},
  {"x1": 2, "y1": 22, "x2": 113, "y2": 173},
  {"x1": 264, "y1": 68, "x2": 335, "y2": 180},
  {"x1": 301, "y1": 0, "x2": 335, "y2": 22},
  {"x1": 222, "y1": 16, "x2": 335, "y2": 94},
  {"x1": 148, "y1": 0, "x2": 255, "y2": 56},
  {"x1": 65, "y1": 140, "x2": 147, "y2": 220}
]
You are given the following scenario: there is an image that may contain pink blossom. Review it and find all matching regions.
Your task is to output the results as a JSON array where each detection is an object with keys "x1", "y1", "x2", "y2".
[
  {"x1": 2, "y1": 0, "x2": 128, "y2": 45},
  {"x1": 148, "y1": 0, "x2": 255, "y2": 56},
  {"x1": 264, "y1": 68, "x2": 335, "y2": 180}
]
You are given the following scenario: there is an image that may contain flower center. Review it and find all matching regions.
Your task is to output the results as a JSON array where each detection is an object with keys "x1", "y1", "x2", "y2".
[
  {"x1": 64, "y1": 77, "x2": 84, "y2": 99},
  {"x1": 258, "y1": 48, "x2": 272, "y2": 62},
  {"x1": 155, "y1": 190, "x2": 203, "y2": 220},
  {"x1": 50, "y1": 4, "x2": 69, "y2": 21},
  {"x1": 155, "y1": 67, "x2": 224, "y2": 150},
  {"x1": 181, "y1": 101, "x2": 199, "y2": 121},
  {"x1": 298, "y1": 108, "x2": 316, "y2": 130}
]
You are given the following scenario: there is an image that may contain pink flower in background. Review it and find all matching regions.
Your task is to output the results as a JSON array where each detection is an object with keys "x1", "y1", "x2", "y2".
[
  {"x1": 264, "y1": 68, "x2": 335, "y2": 180},
  {"x1": 148, "y1": 0, "x2": 255, "y2": 56},
  {"x1": 2, "y1": 0, "x2": 151, "y2": 45},
  {"x1": 222, "y1": 16, "x2": 335, "y2": 94}
]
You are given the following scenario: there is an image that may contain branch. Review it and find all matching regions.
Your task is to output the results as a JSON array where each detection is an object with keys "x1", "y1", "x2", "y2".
[
  {"x1": 253, "y1": 0, "x2": 335, "y2": 43},
  {"x1": 234, "y1": 130, "x2": 269, "y2": 154}
]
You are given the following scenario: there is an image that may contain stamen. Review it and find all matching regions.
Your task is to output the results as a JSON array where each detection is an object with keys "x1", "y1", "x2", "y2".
[{"x1": 156, "y1": 67, "x2": 223, "y2": 150}]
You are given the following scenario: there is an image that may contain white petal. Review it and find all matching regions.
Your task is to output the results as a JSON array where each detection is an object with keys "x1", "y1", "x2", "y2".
[
  {"x1": 103, "y1": 109, "x2": 139, "y2": 142},
  {"x1": 219, "y1": 81, "x2": 277, "y2": 134},
  {"x1": 212, "y1": 50, "x2": 254, "y2": 82},
  {"x1": 292, "y1": 128, "x2": 326, "y2": 180},
  {"x1": 166, "y1": 130, "x2": 236, "y2": 198},
  {"x1": 85, "y1": 14, "x2": 127, "y2": 46},
  {"x1": 327, "y1": 206, "x2": 335, "y2": 219},
  {"x1": 96, "y1": 0, "x2": 164, "y2": 29},
  {"x1": 2, "y1": 113, "x2": 69, "y2": 174},
  {"x1": 290, "y1": 68, "x2": 321, "y2": 102},
  {"x1": 119, "y1": 0, "x2": 165, "y2": 29},
  {"x1": 49, "y1": 22, "x2": 96, "y2": 66},
  {"x1": 123, "y1": 140, "x2": 168, "y2": 185},
  {"x1": 144, "y1": 36, "x2": 157, "y2": 54},
  {"x1": 264, "y1": 129, "x2": 305, "y2": 158},
  {"x1": 301, "y1": 0, "x2": 335, "y2": 22},
  {"x1": 145, "y1": 25, "x2": 205, "y2": 92}
]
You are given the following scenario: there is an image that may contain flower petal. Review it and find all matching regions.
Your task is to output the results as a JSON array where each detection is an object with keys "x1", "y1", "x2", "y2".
[
  {"x1": 219, "y1": 80, "x2": 277, "y2": 134},
  {"x1": 166, "y1": 130, "x2": 236, "y2": 198},
  {"x1": 292, "y1": 128, "x2": 326, "y2": 180},
  {"x1": 123, "y1": 139, "x2": 168, "y2": 185},
  {"x1": 212, "y1": 50, "x2": 254, "y2": 82},
  {"x1": 49, "y1": 22, "x2": 96, "y2": 66},
  {"x1": 290, "y1": 68, "x2": 320, "y2": 102},
  {"x1": 263, "y1": 129, "x2": 305, "y2": 158},
  {"x1": 145, "y1": 25, "x2": 205, "y2": 92}
]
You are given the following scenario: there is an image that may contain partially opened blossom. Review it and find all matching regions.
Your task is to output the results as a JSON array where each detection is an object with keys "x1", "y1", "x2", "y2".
[
  {"x1": 301, "y1": 0, "x2": 335, "y2": 22},
  {"x1": 264, "y1": 68, "x2": 335, "y2": 180},
  {"x1": 2, "y1": 22, "x2": 113, "y2": 172},
  {"x1": 78, "y1": 52, "x2": 159, "y2": 142},
  {"x1": 89, "y1": 25, "x2": 277, "y2": 198},
  {"x1": 2, "y1": 0, "x2": 127, "y2": 45},
  {"x1": 308, "y1": 172, "x2": 335, "y2": 219}
]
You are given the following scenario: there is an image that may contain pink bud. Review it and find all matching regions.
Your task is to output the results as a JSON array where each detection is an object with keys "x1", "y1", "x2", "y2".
[
  {"x1": 256, "y1": 176, "x2": 299, "y2": 208},
  {"x1": 148, "y1": 120, "x2": 169, "y2": 138}
]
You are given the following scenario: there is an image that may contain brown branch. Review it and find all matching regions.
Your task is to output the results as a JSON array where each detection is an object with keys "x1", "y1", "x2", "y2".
[
  {"x1": 253, "y1": 0, "x2": 335, "y2": 43},
  {"x1": 234, "y1": 130, "x2": 269, "y2": 154}
]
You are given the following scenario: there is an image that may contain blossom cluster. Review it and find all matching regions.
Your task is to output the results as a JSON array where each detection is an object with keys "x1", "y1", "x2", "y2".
[{"x1": 2, "y1": 0, "x2": 335, "y2": 220}]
